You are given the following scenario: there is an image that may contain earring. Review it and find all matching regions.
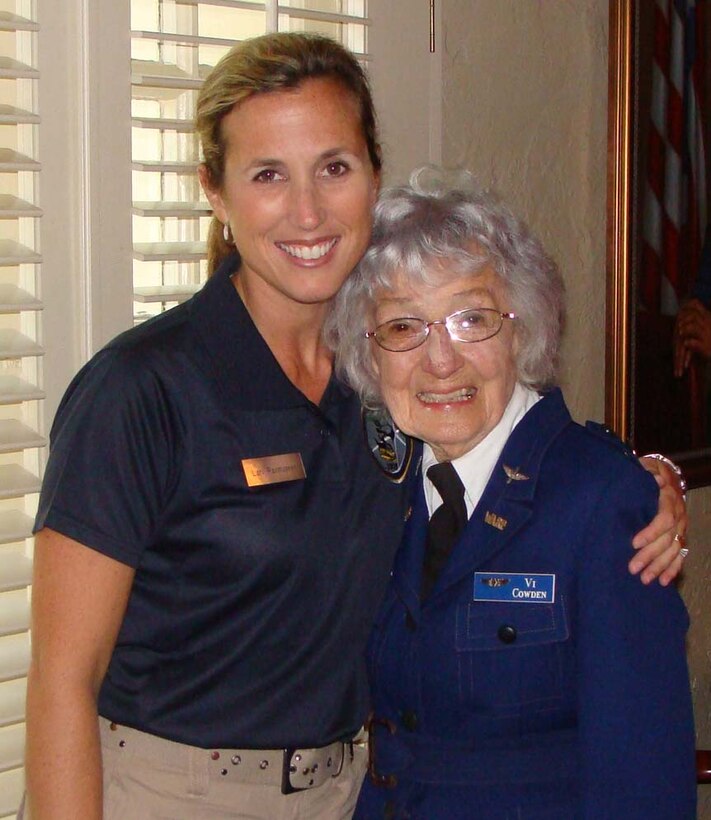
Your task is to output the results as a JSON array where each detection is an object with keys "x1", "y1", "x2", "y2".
[{"x1": 223, "y1": 222, "x2": 232, "y2": 244}]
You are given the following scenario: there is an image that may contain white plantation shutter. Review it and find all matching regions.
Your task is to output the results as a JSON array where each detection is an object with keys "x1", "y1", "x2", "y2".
[
  {"x1": 130, "y1": 0, "x2": 369, "y2": 323},
  {"x1": 0, "y1": 3, "x2": 41, "y2": 815}
]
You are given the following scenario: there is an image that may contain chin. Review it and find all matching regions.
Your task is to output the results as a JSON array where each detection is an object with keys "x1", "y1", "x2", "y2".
[{"x1": 430, "y1": 425, "x2": 488, "y2": 456}]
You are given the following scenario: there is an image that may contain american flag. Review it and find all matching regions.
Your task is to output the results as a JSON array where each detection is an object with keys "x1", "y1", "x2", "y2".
[{"x1": 640, "y1": 0, "x2": 707, "y2": 316}]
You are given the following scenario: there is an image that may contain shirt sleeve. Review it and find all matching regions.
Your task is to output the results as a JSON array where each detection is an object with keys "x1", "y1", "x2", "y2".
[
  {"x1": 34, "y1": 346, "x2": 183, "y2": 567},
  {"x1": 575, "y1": 463, "x2": 696, "y2": 818}
]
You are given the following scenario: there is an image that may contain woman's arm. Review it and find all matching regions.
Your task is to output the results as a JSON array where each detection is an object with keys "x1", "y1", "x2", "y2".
[
  {"x1": 577, "y1": 469, "x2": 696, "y2": 818},
  {"x1": 25, "y1": 528, "x2": 135, "y2": 820}
]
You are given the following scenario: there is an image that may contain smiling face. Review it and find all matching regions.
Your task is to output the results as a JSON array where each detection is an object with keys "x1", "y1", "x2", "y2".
[
  {"x1": 370, "y1": 263, "x2": 519, "y2": 462},
  {"x1": 199, "y1": 77, "x2": 379, "y2": 313}
]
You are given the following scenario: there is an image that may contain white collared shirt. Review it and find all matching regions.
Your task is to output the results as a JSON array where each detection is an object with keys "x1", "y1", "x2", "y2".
[{"x1": 422, "y1": 383, "x2": 541, "y2": 518}]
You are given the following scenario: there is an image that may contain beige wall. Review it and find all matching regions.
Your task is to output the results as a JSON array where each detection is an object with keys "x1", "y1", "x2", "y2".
[
  {"x1": 441, "y1": 0, "x2": 608, "y2": 419},
  {"x1": 439, "y1": 0, "x2": 710, "y2": 812}
]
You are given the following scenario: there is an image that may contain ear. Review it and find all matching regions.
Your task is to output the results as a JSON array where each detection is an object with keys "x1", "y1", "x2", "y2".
[
  {"x1": 510, "y1": 326, "x2": 520, "y2": 360},
  {"x1": 365, "y1": 306, "x2": 383, "y2": 377},
  {"x1": 370, "y1": 340, "x2": 381, "y2": 378},
  {"x1": 370, "y1": 169, "x2": 381, "y2": 206},
  {"x1": 198, "y1": 164, "x2": 229, "y2": 225}
]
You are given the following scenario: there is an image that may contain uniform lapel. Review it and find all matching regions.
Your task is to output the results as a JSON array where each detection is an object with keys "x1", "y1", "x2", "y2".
[
  {"x1": 391, "y1": 467, "x2": 428, "y2": 623},
  {"x1": 427, "y1": 389, "x2": 572, "y2": 600}
]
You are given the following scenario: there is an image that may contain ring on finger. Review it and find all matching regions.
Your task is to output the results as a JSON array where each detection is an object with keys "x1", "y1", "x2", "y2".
[{"x1": 673, "y1": 532, "x2": 689, "y2": 558}]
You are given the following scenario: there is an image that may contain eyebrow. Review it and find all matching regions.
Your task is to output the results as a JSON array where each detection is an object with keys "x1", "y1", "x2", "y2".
[
  {"x1": 242, "y1": 147, "x2": 358, "y2": 172},
  {"x1": 320, "y1": 147, "x2": 354, "y2": 160},
  {"x1": 377, "y1": 286, "x2": 495, "y2": 310}
]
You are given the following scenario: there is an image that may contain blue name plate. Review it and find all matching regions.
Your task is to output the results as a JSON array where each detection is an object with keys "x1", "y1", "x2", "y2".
[{"x1": 473, "y1": 572, "x2": 555, "y2": 603}]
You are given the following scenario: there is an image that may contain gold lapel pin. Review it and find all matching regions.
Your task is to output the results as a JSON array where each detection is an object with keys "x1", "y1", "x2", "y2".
[
  {"x1": 482, "y1": 576, "x2": 510, "y2": 588},
  {"x1": 484, "y1": 511, "x2": 508, "y2": 531}
]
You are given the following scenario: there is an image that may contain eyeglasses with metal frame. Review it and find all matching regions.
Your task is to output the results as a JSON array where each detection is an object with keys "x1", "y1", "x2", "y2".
[{"x1": 365, "y1": 307, "x2": 516, "y2": 352}]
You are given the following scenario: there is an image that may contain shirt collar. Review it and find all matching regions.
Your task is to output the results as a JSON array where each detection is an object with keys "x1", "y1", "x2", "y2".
[{"x1": 422, "y1": 383, "x2": 541, "y2": 517}]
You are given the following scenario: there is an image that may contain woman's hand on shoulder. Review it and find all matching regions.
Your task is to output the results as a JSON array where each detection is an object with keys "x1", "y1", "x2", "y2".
[{"x1": 629, "y1": 457, "x2": 687, "y2": 586}]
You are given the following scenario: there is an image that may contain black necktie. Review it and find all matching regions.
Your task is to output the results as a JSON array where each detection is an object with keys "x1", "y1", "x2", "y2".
[{"x1": 421, "y1": 461, "x2": 468, "y2": 600}]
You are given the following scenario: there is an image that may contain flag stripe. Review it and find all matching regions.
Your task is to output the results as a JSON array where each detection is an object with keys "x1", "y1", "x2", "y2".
[{"x1": 641, "y1": 0, "x2": 707, "y2": 316}]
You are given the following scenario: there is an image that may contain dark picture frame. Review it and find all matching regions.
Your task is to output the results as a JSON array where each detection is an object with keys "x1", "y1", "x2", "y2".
[{"x1": 606, "y1": 0, "x2": 711, "y2": 488}]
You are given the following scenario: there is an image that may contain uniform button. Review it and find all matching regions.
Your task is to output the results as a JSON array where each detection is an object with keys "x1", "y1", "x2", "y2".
[
  {"x1": 400, "y1": 709, "x2": 418, "y2": 731},
  {"x1": 498, "y1": 624, "x2": 517, "y2": 644}
]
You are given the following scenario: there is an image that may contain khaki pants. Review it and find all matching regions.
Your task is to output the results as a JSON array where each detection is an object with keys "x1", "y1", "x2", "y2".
[{"x1": 98, "y1": 719, "x2": 367, "y2": 820}]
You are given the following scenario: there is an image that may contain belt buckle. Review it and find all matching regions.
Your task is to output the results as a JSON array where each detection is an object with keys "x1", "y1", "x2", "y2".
[
  {"x1": 281, "y1": 743, "x2": 347, "y2": 794},
  {"x1": 365, "y1": 713, "x2": 398, "y2": 789},
  {"x1": 281, "y1": 747, "x2": 305, "y2": 795}
]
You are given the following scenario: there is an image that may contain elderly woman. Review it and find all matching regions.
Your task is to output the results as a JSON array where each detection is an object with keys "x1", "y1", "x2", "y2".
[{"x1": 327, "y1": 170, "x2": 696, "y2": 819}]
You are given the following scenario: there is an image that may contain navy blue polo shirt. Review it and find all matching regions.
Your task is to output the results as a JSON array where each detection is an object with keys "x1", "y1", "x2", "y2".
[{"x1": 35, "y1": 254, "x2": 411, "y2": 749}]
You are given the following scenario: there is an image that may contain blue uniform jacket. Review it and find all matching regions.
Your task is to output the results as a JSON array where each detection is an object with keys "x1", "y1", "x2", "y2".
[{"x1": 356, "y1": 389, "x2": 696, "y2": 819}]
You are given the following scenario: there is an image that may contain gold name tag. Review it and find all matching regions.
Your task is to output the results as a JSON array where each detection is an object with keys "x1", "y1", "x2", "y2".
[{"x1": 242, "y1": 453, "x2": 306, "y2": 487}]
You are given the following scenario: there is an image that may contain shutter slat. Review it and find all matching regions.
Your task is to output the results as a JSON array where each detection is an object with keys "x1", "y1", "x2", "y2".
[
  {"x1": 0, "y1": 331, "x2": 43, "y2": 360},
  {"x1": 0, "y1": 197, "x2": 42, "y2": 219},
  {"x1": 171, "y1": 0, "x2": 369, "y2": 27},
  {"x1": 133, "y1": 201, "x2": 210, "y2": 217},
  {"x1": 0, "y1": 106, "x2": 39, "y2": 125},
  {"x1": 0, "y1": 377, "x2": 44, "y2": 405},
  {"x1": 132, "y1": 159, "x2": 197, "y2": 174},
  {"x1": 131, "y1": 60, "x2": 207, "y2": 91},
  {"x1": 0, "y1": 56, "x2": 38, "y2": 80},
  {"x1": 0, "y1": 633, "x2": 30, "y2": 683},
  {"x1": 133, "y1": 241, "x2": 206, "y2": 262},
  {"x1": 0, "y1": 286, "x2": 41, "y2": 312},
  {"x1": 0, "y1": 241, "x2": 41, "y2": 266},
  {"x1": 0, "y1": 12, "x2": 38, "y2": 32},
  {"x1": 132, "y1": 116, "x2": 194, "y2": 132},
  {"x1": 0, "y1": 723, "x2": 24, "y2": 773},
  {"x1": 0, "y1": 466, "x2": 41, "y2": 500},
  {"x1": 0, "y1": 591, "x2": 29, "y2": 639},
  {"x1": 0, "y1": 680, "x2": 26, "y2": 727},
  {"x1": 132, "y1": 29, "x2": 236, "y2": 48},
  {"x1": 133, "y1": 85, "x2": 195, "y2": 103},
  {"x1": 0, "y1": 149, "x2": 40, "y2": 173},
  {"x1": 0, "y1": 513, "x2": 34, "y2": 546},
  {"x1": 0, "y1": 556, "x2": 31, "y2": 594},
  {"x1": 0, "y1": 766, "x2": 24, "y2": 818},
  {"x1": 278, "y1": 7, "x2": 370, "y2": 26},
  {"x1": 134, "y1": 284, "x2": 202, "y2": 303},
  {"x1": 176, "y1": 0, "x2": 267, "y2": 10},
  {"x1": 0, "y1": 421, "x2": 45, "y2": 453}
]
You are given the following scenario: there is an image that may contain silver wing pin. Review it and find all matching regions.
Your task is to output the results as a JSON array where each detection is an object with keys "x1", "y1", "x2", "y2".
[{"x1": 503, "y1": 464, "x2": 529, "y2": 484}]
